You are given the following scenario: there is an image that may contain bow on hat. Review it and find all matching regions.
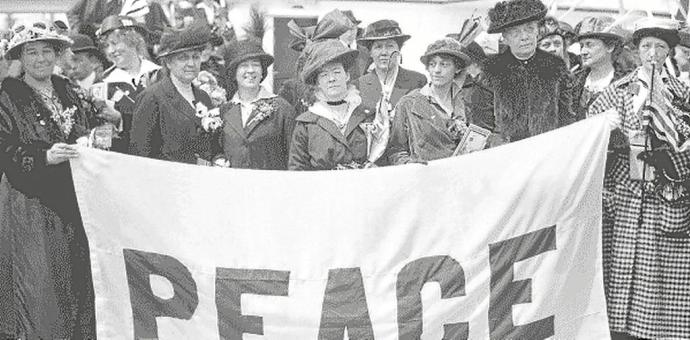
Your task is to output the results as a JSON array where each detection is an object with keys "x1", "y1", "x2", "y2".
[{"x1": 287, "y1": 9, "x2": 353, "y2": 52}]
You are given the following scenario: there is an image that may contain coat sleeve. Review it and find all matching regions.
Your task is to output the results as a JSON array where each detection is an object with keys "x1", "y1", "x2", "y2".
[
  {"x1": 0, "y1": 94, "x2": 50, "y2": 197},
  {"x1": 129, "y1": 90, "x2": 162, "y2": 158},
  {"x1": 558, "y1": 68, "x2": 575, "y2": 127},
  {"x1": 386, "y1": 99, "x2": 413, "y2": 165},
  {"x1": 288, "y1": 121, "x2": 311, "y2": 170}
]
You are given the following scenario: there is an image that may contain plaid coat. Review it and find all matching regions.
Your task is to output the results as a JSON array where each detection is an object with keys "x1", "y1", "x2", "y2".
[{"x1": 588, "y1": 67, "x2": 690, "y2": 339}]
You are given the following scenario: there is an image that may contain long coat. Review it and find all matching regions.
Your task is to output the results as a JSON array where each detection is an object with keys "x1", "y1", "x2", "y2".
[
  {"x1": 288, "y1": 105, "x2": 374, "y2": 170},
  {"x1": 355, "y1": 67, "x2": 427, "y2": 110},
  {"x1": 387, "y1": 86, "x2": 468, "y2": 164},
  {"x1": 129, "y1": 75, "x2": 218, "y2": 164},
  {"x1": 483, "y1": 49, "x2": 574, "y2": 144},
  {"x1": 220, "y1": 96, "x2": 296, "y2": 170},
  {"x1": 0, "y1": 76, "x2": 95, "y2": 338},
  {"x1": 588, "y1": 68, "x2": 690, "y2": 339}
]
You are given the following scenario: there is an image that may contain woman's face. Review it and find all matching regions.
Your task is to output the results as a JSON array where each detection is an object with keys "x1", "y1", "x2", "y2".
[
  {"x1": 316, "y1": 61, "x2": 350, "y2": 101},
  {"x1": 579, "y1": 38, "x2": 613, "y2": 68},
  {"x1": 426, "y1": 55, "x2": 459, "y2": 88},
  {"x1": 21, "y1": 41, "x2": 57, "y2": 81},
  {"x1": 370, "y1": 39, "x2": 400, "y2": 71},
  {"x1": 638, "y1": 36, "x2": 669, "y2": 72},
  {"x1": 167, "y1": 49, "x2": 202, "y2": 84},
  {"x1": 235, "y1": 58, "x2": 263, "y2": 90},
  {"x1": 538, "y1": 35, "x2": 565, "y2": 59},
  {"x1": 502, "y1": 21, "x2": 539, "y2": 59},
  {"x1": 103, "y1": 32, "x2": 139, "y2": 71}
]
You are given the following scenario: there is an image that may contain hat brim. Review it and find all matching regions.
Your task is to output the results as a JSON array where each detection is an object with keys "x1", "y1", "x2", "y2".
[
  {"x1": 226, "y1": 52, "x2": 274, "y2": 75},
  {"x1": 633, "y1": 28, "x2": 679, "y2": 48},
  {"x1": 99, "y1": 25, "x2": 150, "y2": 41},
  {"x1": 302, "y1": 49, "x2": 359, "y2": 85},
  {"x1": 420, "y1": 49, "x2": 472, "y2": 67},
  {"x1": 357, "y1": 35, "x2": 411, "y2": 48},
  {"x1": 577, "y1": 32, "x2": 624, "y2": 43},
  {"x1": 6, "y1": 38, "x2": 72, "y2": 60},
  {"x1": 488, "y1": 9, "x2": 547, "y2": 34},
  {"x1": 157, "y1": 43, "x2": 208, "y2": 58}
]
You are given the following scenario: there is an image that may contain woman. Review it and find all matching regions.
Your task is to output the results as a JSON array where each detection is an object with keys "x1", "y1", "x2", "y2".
[
  {"x1": 387, "y1": 38, "x2": 474, "y2": 164},
  {"x1": 220, "y1": 40, "x2": 295, "y2": 169},
  {"x1": 98, "y1": 15, "x2": 161, "y2": 152},
  {"x1": 129, "y1": 24, "x2": 219, "y2": 164},
  {"x1": 289, "y1": 39, "x2": 388, "y2": 170},
  {"x1": 571, "y1": 16, "x2": 628, "y2": 121},
  {"x1": 588, "y1": 18, "x2": 690, "y2": 340},
  {"x1": 0, "y1": 21, "x2": 95, "y2": 338}
]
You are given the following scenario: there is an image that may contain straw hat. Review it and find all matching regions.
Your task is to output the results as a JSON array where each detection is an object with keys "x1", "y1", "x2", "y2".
[
  {"x1": 632, "y1": 17, "x2": 680, "y2": 48},
  {"x1": 5, "y1": 21, "x2": 72, "y2": 60}
]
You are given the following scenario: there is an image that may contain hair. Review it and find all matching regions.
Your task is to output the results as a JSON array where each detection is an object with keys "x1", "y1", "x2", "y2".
[
  {"x1": 102, "y1": 28, "x2": 150, "y2": 59},
  {"x1": 424, "y1": 53, "x2": 466, "y2": 70}
]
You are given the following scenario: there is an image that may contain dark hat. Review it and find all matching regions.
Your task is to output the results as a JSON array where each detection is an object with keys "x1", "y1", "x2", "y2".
[
  {"x1": 461, "y1": 41, "x2": 487, "y2": 65},
  {"x1": 488, "y1": 0, "x2": 547, "y2": 34},
  {"x1": 342, "y1": 10, "x2": 361, "y2": 25},
  {"x1": 53, "y1": 20, "x2": 68, "y2": 31},
  {"x1": 538, "y1": 16, "x2": 565, "y2": 41},
  {"x1": 300, "y1": 39, "x2": 359, "y2": 84},
  {"x1": 97, "y1": 15, "x2": 149, "y2": 39},
  {"x1": 420, "y1": 38, "x2": 471, "y2": 67},
  {"x1": 157, "y1": 24, "x2": 211, "y2": 58},
  {"x1": 288, "y1": 9, "x2": 353, "y2": 52},
  {"x1": 680, "y1": 29, "x2": 690, "y2": 48},
  {"x1": 575, "y1": 16, "x2": 626, "y2": 43},
  {"x1": 6, "y1": 21, "x2": 72, "y2": 60},
  {"x1": 357, "y1": 20, "x2": 411, "y2": 50},
  {"x1": 69, "y1": 33, "x2": 99, "y2": 54},
  {"x1": 223, "y1": 40, "x2": 274, "y2": 82},
  {"x1": 632, "y1": 17, "x2": 680, "y2": 48}
]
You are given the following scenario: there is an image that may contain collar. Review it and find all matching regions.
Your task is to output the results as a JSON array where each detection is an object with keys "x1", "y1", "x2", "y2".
[
  {"x1": 376, "y1": 65, "x2": 400, "y2": 91},
  {"x1": 103, "y1": 59, "x2": 161, "y2": 85},
  {"x1": 419, "y1": 82, "x2": 463, "y2": 117},
  {"x1": 309, "y1": 86, "x2": 362, "y2": 133},
  {"x1": 230, "y1": 86, "x2": 276, "y2": 105}
]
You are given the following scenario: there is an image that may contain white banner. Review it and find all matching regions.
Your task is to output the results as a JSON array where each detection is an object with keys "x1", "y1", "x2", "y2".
[{"x1": 71, "y1": 116, "x2": 611, "y2": 340}]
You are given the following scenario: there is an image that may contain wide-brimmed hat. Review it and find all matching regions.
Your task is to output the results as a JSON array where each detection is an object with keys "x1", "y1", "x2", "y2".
[
  {"x1": 300, "y1": 39, "x2": 359, "y2": 84},
  {"x1": 488, "y1": 0, "x2": 547, "y2": 34},
  {"x1": 420, "y1": 38, "x2": 472, "y2": 67},
  {"x1": 157, "y1": 24, "x2": 211, "y2": 58},
  {"x1": 5, "y1": 21, "x2": 72, "y2": 60},
  {"x1": 632, "y1": 17, "x2": 680, "y2": 48},
  {"x1": 357, "y1": 20, "x2": 411, "y2": 50},
  {"x1": 69, "y1": 33, "x2": 110, "y2": 66},
  {"x1": 288, "y1": 9, "x2": 353, "y2": 52},
  {"x1": 680, "y1": 29, "x2": 690, "y2": 48},
  {"x1": 575, "y1": 16, "x2": 626, "y2": 43},
  {"x1": 461, "y1": 41, "x2": 488, "y2": 66},
  {"x1": 223, "y1": 39, "x2": 274, "y2": 82},
  {"x1": 97, "y1": 15, "x2": 149, "y2": 39}
]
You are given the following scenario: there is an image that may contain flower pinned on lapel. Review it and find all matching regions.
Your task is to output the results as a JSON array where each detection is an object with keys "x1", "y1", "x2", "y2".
[
  {"x1": 246, "y1": 100, "x2": 276, "y2": 127},
  {"x1": 195, "y1": 101, "x2": 223, "y2": 132}
]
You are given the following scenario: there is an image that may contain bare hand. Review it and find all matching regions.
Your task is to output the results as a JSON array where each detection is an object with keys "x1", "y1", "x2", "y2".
[{"x1": 46, "y1": 143, "x2": 79, "y2": 165}]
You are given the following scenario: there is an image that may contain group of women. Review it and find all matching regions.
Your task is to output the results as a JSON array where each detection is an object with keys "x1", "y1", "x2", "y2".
[{"x1": 0, "y1": 5, "x2": 689, "y2": 339}]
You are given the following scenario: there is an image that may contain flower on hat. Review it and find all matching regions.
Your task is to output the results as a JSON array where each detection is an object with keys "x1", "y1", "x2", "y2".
[{"x1": 5, "y1": 21, "x2": 72, "y2": 60}]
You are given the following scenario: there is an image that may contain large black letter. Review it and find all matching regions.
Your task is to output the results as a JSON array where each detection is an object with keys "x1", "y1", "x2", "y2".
[
  {"x1": 123, "y1": 249, "x2": 198, "y2": 339},
  {"x1": 215, "y1": 268, "x2": 290, "y2": 339},
  {"x1": 488, "y1": 226, "x2": 557, "y2": 340},
  {"x1": 318, "y1": 268, "x2": 375, "y2": 340},
  {"x1": 396, "y1": 256, "x2": 468, "y2": 340}
]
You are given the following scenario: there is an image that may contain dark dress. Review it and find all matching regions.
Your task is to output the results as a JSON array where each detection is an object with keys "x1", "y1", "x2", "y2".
[
  {"x1": 220, "y1": 96, "x2": 296, "y2": 169},
  {"x1": 129, "y1": 75, "x2": 219, "y2": 164},
  {"x1": 0, "y1": 76, "x2": 95, "y2": 338},
  {"x1": 355, "y1": 67, "x2": 427, "y2": 111}
]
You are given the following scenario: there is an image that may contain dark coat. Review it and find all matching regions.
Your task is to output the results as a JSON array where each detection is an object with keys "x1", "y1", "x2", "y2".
[
  {"x1": 483, "y1": 49, "x2": 574, "y2": 144},
  {"x1": 220, "y1": 96, "x2": 296, "y2": 170},
  {"x1": 462, "y1": 74, "x2": 495, "y2": 131},
  {"x1": 288, "y1": 105, "x2": 374, "y2": 170},
  {"x1": 571, "y1": 67, "x2": 627, "y2": 121},
  {"x1": 355, "y1": 67, "x2": 427, "y2": 110},
  {"x1": 0, "y1": 76, "x2": 95, "y2": 338},
  {"x1": 129, "y1": 75, "x2": 218, "y2": 164}
]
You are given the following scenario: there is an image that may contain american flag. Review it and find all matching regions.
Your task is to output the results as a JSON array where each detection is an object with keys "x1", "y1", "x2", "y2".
[{"x1": 120, "y1": 0, "x2": 150, "y2": 19}]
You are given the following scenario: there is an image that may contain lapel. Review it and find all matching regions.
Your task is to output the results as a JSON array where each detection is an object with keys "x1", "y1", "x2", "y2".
[
  {"x1": 314, "y1": 115, "x2": 350, "y2": 149},
  {"x1": 344, "y1": 107, "x2": 368, "y2": 139},
  {"x1": 223, "y1": 103, "x2": 247, "y2": 139},
  {"x1": 244, "y1": 99, "x2": 273, "y2": 137},
  {"x1": 162, "y1": 76, "x2": 199, "y2": 128}
]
